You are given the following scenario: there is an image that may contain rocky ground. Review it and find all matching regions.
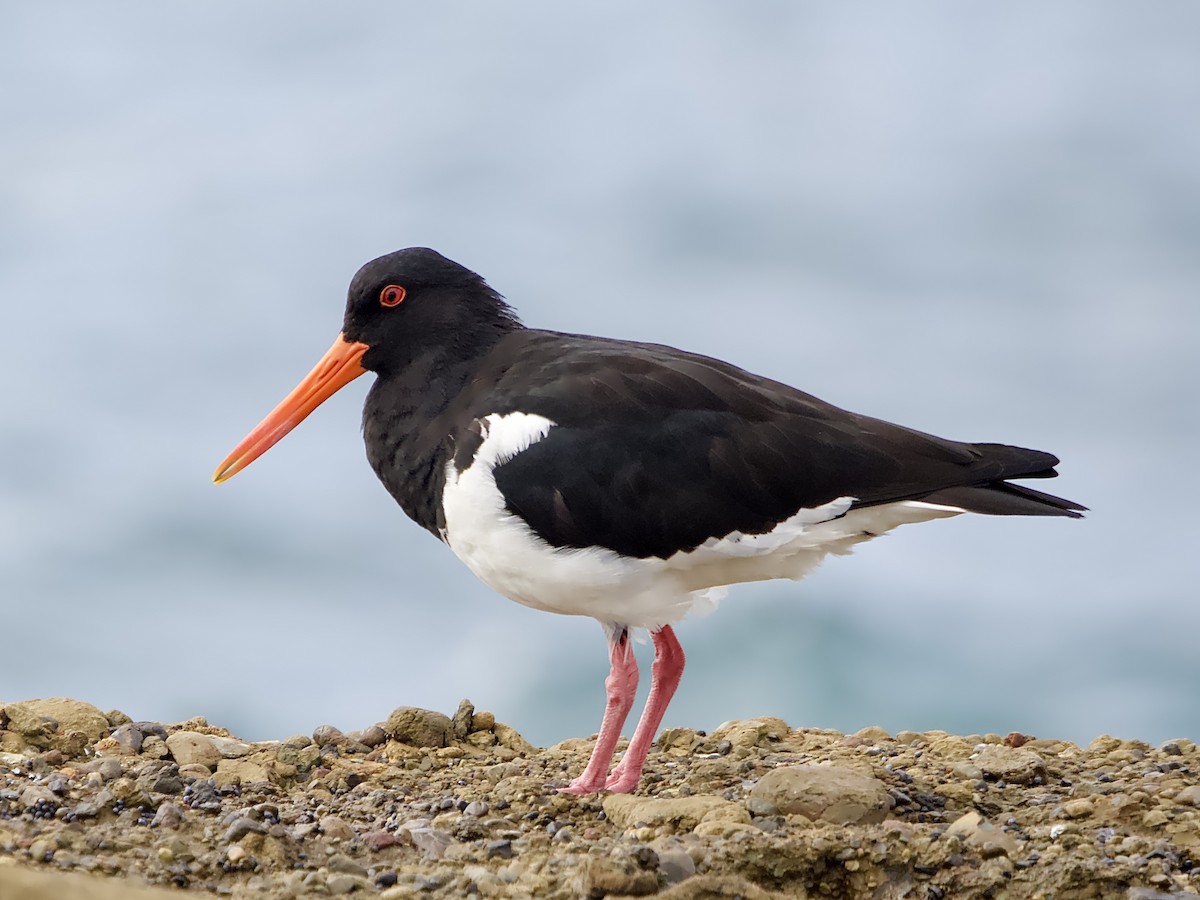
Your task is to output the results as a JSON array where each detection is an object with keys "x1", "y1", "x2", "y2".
[{"x1": 1, "y1": 698, "x2": 1199, "y2": 899}]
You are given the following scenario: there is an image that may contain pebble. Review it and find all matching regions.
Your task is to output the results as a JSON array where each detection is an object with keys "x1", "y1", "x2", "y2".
[
  {"x1": 2, "y1": 701, "x2": 1198, "y2": 899},
  {"x1": 749, "y1": 765, "x2": 891, "y2": 825},
  {"x1": 386, "y1": 707, "x2": 453, "y2": 748},
  {"x1": 109, "y1": 723, "x2": 144, "y2": 754},
  {"x1": 312, "y1": 724, "x2": 346, "y2": 747},
  {"x1": 165, "y1": 731, "x2": 222, "y2": 769}
]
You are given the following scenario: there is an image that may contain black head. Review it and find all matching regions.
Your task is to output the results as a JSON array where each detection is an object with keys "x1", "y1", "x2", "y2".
[{"x1": 342, "y1": 248, "x2": 521, "y2": 375}]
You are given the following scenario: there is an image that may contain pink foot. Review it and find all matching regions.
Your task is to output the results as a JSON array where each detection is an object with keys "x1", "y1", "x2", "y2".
[
  {"x1": 555, "y1": 629, "x2": 638, "y2": 795},
  {"x1": 602, "y1": 626, "x2": 686, "y2": 794},
  {"x1": 558, "y1": 626, "x2": 688, "y2": 796}
]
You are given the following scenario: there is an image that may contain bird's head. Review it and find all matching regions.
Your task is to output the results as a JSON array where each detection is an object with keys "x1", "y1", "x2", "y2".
[{"x1": 213, "y1": 247, "x2": 516, "y2": 484}]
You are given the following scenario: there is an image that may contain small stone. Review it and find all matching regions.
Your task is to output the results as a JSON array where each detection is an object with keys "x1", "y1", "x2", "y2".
[
  {"x1": 165, "y1": 732, "x2": 222, "y2": 769},
  {"x1": 655, "y1": 847, "x2": 696, "y2": 885},
  {"x1": 493, "y1": 722, "x2": 536, "y2": 754},
  {"x1": 320, "y1": 814, "x2": 356, "y2": 841},
  {"x1": 604, "y1": 794, "x2": 745, "y2": 832},
  {"x1": 226, "y1": 845, "x2": 247, "y2": 864},
  {"x1": 360, "y1": 724, "x2": 387, "y2": 748},
  {"x1": 210, "y1": 736, "x2": 253, "y2": 758},
  {"x1": 224, "y1": 817, "x2": 267, "y2": 842},
  {"x1": 151, "y1": 802, "x2": 184, "y2": 829},
  {"x1": 486, "y1": 839, "x2": 514, "y2": 858},
  {"x1": 326, "y1": 874, "x2": 361, "y2": 895},
  {"x1": 749, "y1": 765, "x2": 891, "y2": 825},
  {"x1": 364, "y1": 830, "x2": 403, "y2": 851},
  {"x1": 582, "y1": 856, "x2": 659, "y2": 897},
  {"x1": 945, "y1": 810, "x2": 1019, "y2": 858},
  {"x1": 1176, "y1": 785, "x2": 1200, "y2": 807},
  {"x1": 1062, "y1": 798, "x2": 1094, "y2": 819},
  {"x1": 386, "y1": 707, "x2": 452, "y2": 748},
  {"x1": 452, "y1": 699, "x2": 475, "y2": 740},
  {"x1": 973, "y1": 746, "x2": 1046, "y2": 784},
  {"x1": 472, "y1": 711, "x2": 496, "y2": 732},
  {"x1": 6, "y1": 699, "x2": 110, "y2": 748},
  {"x1": 463, "y1": 800, "x2": 489, "y2": 817},
  {"x1": 711, "y1": 717, "x2": 791, "y2": 751},
  {"x1": 312, "y1": 724, "x2": 346, "y2": 747},
  {"x1": 408, "y1": 826, "x2": 451, "y2": 860},
  {"x1": 109, "y1": 723, "x2": 144, "y2": 755}
]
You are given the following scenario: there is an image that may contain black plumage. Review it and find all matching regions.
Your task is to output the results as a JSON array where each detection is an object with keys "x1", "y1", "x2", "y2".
[{"x1": 344, "y1": 251, "x2": 1081, "y2": 560}]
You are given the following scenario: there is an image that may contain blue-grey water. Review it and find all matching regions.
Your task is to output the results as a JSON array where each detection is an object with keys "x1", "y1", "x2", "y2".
[{"x1": 2, "y1": 2, "x2": 1198, "y2": 749}]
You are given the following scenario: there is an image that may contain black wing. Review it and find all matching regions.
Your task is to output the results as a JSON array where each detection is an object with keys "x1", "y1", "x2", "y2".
[{"x1": 458, "y1": 331, "x2": 1084, "y2": 560}]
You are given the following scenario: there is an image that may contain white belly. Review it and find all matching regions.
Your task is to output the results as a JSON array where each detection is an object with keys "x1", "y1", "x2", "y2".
[{"x1": 440, "y1": 412, "x2": 963, "y2": 631}]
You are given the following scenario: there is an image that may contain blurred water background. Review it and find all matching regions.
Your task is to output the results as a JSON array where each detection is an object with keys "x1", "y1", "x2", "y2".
[{"x1": 2, "y1": 2, "x2": 1198, "y2": 748}]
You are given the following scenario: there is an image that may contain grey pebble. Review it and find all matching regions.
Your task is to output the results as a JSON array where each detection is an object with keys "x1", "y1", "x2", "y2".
[
  {"x1": 224, "y1": 817, "x2": 267, "y2": 842},
  {"x1": 486, "y1": 839, "x2": 515, "y2": 858},
  {"x1": 151, "y1": 802, "x2": 184, "y2": 829},
  {"x1": 464, "y1": 800, "x2": 489, "y2": 817},
  {"x1": 312, "y1": 724, "x2": 346, "y2": 748},
  {"x1": 109, "y1": 724, "x2": 144, "y2": 754},
  {"x1": 133, "y1": 721, "x2": 169, "y2": 741},
  {"x1": 360, "y1": 724, "x2": 387, "y2": 748}
]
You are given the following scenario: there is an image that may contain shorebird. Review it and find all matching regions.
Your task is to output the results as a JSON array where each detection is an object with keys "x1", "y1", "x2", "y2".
[{"x1": 214, "y1": 247, "x2": 1084, "y2": 793}]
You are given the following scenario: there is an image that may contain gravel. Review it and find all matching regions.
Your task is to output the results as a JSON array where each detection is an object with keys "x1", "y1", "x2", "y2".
[{"x1": 2, "y1": 698, "x2": 1199, "y2": 898}]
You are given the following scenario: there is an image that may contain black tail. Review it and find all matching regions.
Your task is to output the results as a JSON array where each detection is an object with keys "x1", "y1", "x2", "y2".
[{"x1": 924, "y1": 481, "x2": 1087, "y2": 518}]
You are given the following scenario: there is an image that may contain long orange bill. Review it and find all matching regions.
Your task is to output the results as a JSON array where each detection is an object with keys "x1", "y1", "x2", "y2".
[{"x1": 213, "y1": 333, "x2": 370, "y2": 484}]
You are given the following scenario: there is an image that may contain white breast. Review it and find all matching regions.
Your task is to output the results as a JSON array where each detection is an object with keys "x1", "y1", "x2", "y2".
[{"x1": 440, "y1": 411, "x2": 964, "y2": 631}]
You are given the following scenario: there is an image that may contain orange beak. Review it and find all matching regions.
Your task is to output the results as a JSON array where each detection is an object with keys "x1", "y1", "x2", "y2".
[{"x1": 213, "y1": 333, "x2": 370, "y2": 484}]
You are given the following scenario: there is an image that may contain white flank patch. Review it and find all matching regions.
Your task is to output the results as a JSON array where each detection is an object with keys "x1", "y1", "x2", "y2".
[{"x1": 442, "y1": 411, "x2": 967, "y2": 631}]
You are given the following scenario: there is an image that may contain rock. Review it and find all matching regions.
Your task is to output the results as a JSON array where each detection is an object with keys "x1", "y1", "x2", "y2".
[
  {"x1": 5, "y1": 699, "x2": 109, "y2": 752},
  {"x1": 749, "y1": 765, "x2": 891, "y2": 825},
  {"x1": 151, "y1": 802, "x2": 184, "y2": 829},
  {"x1": 604, "y1": 794, "x2": 745, "y2": 832},
  {"x1": 973, "y1": 745, "x2": 1047, "y2": 784},
  {"x1": 360, "y1": 724, "x2": 388, "y2": 747},
  {"x1": 320, "y1": 815, "x2": 355, "y2": 841},
  {"x1": 312, "y1": 724, "x2": 346, "y2": 748},
  {"x1": 108, "y1": 724, "x2": 144, "y2": 755},
  {"x1": 165, "y1": 732, "x2": 221, "y2": 769},
  {"x1": 582, "y1": 855, "x2": 660, "y2": 897},
  {"x1": 472, "y1": 710, "x2": 496, "y2": 732},
  {"x1": 210, "y1": 736, "x2": 253, "y2": 758},
  {"x1": 945, "y1": 810, "x2": 1020, "y2": 858},
  {"x1": 493, "y1": 722, "x2": 536, "y2": 754},
  {"x1": 711, "y1": 717, "x2": 791, "y2": 751},
  {"x1": 386, "y1": 707, "x2": 452, "y2": 748},
  {"x1": 215, "y1": 757, "x2": 272, "y2": 786},
  {"x1": 223, "y1": 817, "x2": 266, "y2": 842},
  {"x1": 452, "y1": 699, "x2": 475, "y2": 740},
  {"x1": 1062, "y1": 798, "x2": 1094, "y2": 819}
]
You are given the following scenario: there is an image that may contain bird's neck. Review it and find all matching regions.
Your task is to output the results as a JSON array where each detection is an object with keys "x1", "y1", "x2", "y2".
[{"x1": 361, "y1": 328, "x2": 517, "y2": 537}]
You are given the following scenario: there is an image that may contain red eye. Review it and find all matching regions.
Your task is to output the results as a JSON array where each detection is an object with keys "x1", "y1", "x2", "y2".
[{"x1": 380, "y1": 285, "x2": 406, "y2": 307}]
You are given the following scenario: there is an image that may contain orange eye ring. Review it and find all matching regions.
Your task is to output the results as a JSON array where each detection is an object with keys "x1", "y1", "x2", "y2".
[{"x1": 380, "y1": 285, "x2": 406, "y2": 307}]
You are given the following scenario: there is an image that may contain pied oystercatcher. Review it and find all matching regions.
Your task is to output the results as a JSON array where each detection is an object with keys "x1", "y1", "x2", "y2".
[{"x1": 214, "y1": 247, "x2": 1085, "y2": 794}]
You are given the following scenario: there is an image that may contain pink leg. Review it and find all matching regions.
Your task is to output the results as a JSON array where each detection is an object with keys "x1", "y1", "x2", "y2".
[
  {"x1": 604, "y1": 625, "x2": 686, "y2": 793},
  {"x1": 559, "y1": 629, "x2": 639, "y2": 795}
]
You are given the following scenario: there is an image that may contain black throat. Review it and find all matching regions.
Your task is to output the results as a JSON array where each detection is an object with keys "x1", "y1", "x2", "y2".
[{"x1": 361, "y1": 322, "x2": 521, "y2": 538}]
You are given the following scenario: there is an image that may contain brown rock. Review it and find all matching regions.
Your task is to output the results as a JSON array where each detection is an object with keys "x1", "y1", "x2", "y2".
[
  {"x1": 974, "y1": 745, "x2": 1047, "y2": 784},
  {"x1": 604, "y1": 794, "x2": 745, "y2": 832},
  {"x1": 165, "y1": 731, "x2": 221, "y2": 769},
  {"x1": 5, "y1": 698, "x2": 109, "y2": 751},
  {"x1": 582, "y1": 855, "x2": 660, "y2": 897},
  {"x1": 386, "y1": 707, "x2": 452, "y2": 748},
  {"x1": 749, "y1": 765, "x2": 891, "y2": 825}
]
